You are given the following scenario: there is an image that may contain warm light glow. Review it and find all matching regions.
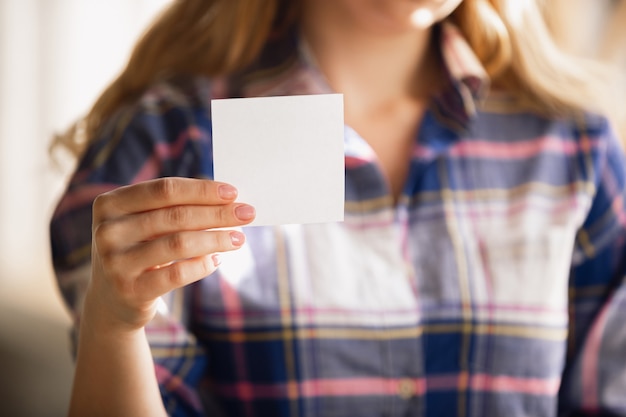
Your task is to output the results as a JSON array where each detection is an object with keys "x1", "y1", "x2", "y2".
[
  {"x1": 156, "y1": 297, "x2": 170, "y2": 315},
  {"x1": 504, "y1": 0, "x2": 532, "y2": 27},
  {"x1": 410, "y1": 8, "x2": 435, "y2": 28}
]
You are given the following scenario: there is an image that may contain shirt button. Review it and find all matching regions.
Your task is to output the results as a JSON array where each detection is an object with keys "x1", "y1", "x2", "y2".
[{"x1": 398, "y1": 378, "x2": 416, "y2": 399}]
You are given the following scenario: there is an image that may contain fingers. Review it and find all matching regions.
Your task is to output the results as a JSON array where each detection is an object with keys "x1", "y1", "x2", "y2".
[
  {"x1": 88, "y1": 177, "x2": 253, "y2": 328},
  {"x1": 92, "y1": 176, "x2": 255, "y2": 256},
  {"x1": 96, "y1": 229, "x2": 246, "y2": 305},
  {"x1": 93, "y1": 177, "x2": 238, "y2": 222},
  {"x1": 135, "y1": 254, "x2": 218, "y2": 300},
  {"x1": 122, "y1": 229, "x2": 245, "y2": 276},
  {"x1": 97, "y1": 202, "x2": 256, "y2": 246}
]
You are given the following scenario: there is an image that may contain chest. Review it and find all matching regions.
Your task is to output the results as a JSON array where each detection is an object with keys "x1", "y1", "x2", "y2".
[
  {"x1": 200, "y1": 141, "x2": 592, "y2": 327},
  {"x1": 195, "y1": 138, "x2": 593, "y2": 416}
]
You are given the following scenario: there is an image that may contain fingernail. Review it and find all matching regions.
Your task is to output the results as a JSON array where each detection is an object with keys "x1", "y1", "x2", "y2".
[
  {"x1": 218, "y1": 184, "x2": 237, "y2": 200},
  {"x1": 212, "y1": 254, "x2": 221, "y2": 267},
  {"x1": 234, "y1": 204, "x2": 256, "y2": 221},
  {"x1": 230, "y1": 231, "x2": 245, "y2": 247}
]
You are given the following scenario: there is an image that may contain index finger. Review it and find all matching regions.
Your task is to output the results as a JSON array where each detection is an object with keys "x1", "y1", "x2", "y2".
[{"x1": 93, "y1": 177, "x2": 238, "y2": 221}]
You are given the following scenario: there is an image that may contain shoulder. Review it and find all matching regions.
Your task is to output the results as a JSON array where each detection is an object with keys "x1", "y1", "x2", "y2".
[
  {"x1": 102, "y1": 75, "x2": 214, "y2": 139},
  {"x1": 470, "y1": 103, "x2": 624, "y2": 177},
  {"x1": 78, "y1": 75, "x2": 218, "y2": 182},
  {"x1": 564, "y1": 112, "x2": 620, "y2": 165},
  {"x1": 536, "y1": 112, "x2": 624, "y2": 190},
  {"x1": 568, "y1": 112, "x2": 614, "y2": 143},
  {"x1": 95, "y1": 74, "x2": 217, "y2": 150},
  {"x1": 475, "y1": 95, "x2": 616, "y2": 146},
  {"x1": 137, "y1": 74, "x2": 214, "y2": 114}
]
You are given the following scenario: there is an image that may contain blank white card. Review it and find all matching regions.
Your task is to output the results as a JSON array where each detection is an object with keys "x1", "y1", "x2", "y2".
[{"x1": 211, "y1": 94, "x2": 345, "y2": 226}]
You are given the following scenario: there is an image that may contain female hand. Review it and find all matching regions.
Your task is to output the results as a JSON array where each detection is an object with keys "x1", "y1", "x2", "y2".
[{"x1": 84, "y1": 177, "x2": 255, "y2": 333}]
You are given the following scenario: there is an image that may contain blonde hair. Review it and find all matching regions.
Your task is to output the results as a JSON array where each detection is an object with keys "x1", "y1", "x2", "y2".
[
  {"x1": 451, "y1": 0, "x2": 616, "y2": 116},
  {"x1": 54, "y1": 0, "x2": 618, "y2": 156}
]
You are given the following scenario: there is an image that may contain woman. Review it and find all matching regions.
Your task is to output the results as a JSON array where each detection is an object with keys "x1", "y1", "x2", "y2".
[{"x1": 50, "y1": 0, "x2": 626, "y2": 416}]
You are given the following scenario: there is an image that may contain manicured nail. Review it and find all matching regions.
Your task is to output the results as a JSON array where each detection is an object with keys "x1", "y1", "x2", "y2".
[
  {"x1": 218, "y1": 184, "x2": 237, "y2": 200},
  {"x1": 234, "y1": 204, "x2": 256, "y2": 221},
  {"x1": 230, "y1": 231, "x2": 245, "y2": 247},
  {"x1": 212, "y1": 254, "x2": 221, "y2": 267}
]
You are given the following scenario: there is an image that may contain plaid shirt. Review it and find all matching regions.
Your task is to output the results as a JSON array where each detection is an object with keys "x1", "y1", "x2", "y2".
[{"x1": 50, "y1": 23, "x2": 626, "y2": 417}]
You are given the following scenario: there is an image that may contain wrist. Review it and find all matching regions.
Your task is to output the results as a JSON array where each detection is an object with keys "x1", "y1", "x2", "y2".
[{"x1": 80, "y1": 282, "x2": 156, "y2": 339}]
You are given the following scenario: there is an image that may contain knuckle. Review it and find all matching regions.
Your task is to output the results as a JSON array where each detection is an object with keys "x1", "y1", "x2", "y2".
[
  {"x1": 213, "y1": 205, "x2": 227, "y2": 225},
  {"x1": 198, "y1": 180, "x2": 215, "y2": 202},
  {"x1": 166, "y1": 206, "x2": 190, "y2": 227},
  {"x1": 152, "y1": 177, "x2": 177, "y2": 202},
  {"x1": 167, "y1": 262, "x2": 186, "y2": 287},
  {"x1": 137, "y1": 212, "x2": 154, "y2": 236},
  {"x1": 98, "y1": 250, "x2": 116, "y2": 271},
  {"x1": 93, "y1": 221, "x2": 117, "y2": 252},
  {"x1": 92, "y1": 193, "x2": 105, "y2": 213},
  {"x1": 92, "y1": 193, "x2": 112, "y2": 219},
  {"x1": 199, "y1": 255, "x2": 215, "y2": 277},
  {"x1": 166, "y1": 233, "x2": 188, "y2": 253}
]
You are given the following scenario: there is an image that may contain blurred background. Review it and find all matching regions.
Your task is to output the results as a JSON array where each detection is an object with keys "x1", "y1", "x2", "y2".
[
  {"x1": 0, "y1": 1, "x2": 623, "y2": 416},
  {"x1": 0, "y1": 1, "x2": 170, "y2": 415}
]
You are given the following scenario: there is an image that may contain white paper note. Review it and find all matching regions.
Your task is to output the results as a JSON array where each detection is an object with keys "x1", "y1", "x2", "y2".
[{"x1": 211, "y1": 94, "x2": 345, "y2": 226}]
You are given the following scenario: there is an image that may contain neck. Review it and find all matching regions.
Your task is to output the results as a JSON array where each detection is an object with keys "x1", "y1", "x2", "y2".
[{"x1": 300, "y1": 1, "x2": 438, "y2": 118}]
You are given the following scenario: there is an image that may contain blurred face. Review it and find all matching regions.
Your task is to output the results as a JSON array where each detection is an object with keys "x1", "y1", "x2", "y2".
[{"x1": 329, "y1": 0, "x2": 464, "y2": 33}]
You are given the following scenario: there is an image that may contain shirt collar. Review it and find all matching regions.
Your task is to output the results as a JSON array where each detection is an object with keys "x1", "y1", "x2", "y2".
[
  {"x1": 225, "y1": 21, "x2": 490, "y2": 131},
  {"x1": 432, "y1": 22, "x2": 490, "y2": 131}
]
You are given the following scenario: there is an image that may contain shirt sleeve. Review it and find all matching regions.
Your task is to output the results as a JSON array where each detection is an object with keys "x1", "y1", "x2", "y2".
[
  {"x1": 558, "y1": 116, "x2": 626, "y2": 416},
  {"x1": 49, "y1": 83, "x2": 214, "y2": 417}
]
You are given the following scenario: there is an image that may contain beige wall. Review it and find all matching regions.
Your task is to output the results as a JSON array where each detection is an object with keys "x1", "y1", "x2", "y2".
[{"x1": 0, "y1": 1, "x2": 170, "y2": 415}]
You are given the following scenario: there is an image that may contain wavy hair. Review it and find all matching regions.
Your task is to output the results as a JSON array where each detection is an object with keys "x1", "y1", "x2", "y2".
[{"x1": 54, "y1": 0, "x2": 617, "y2": 155}]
